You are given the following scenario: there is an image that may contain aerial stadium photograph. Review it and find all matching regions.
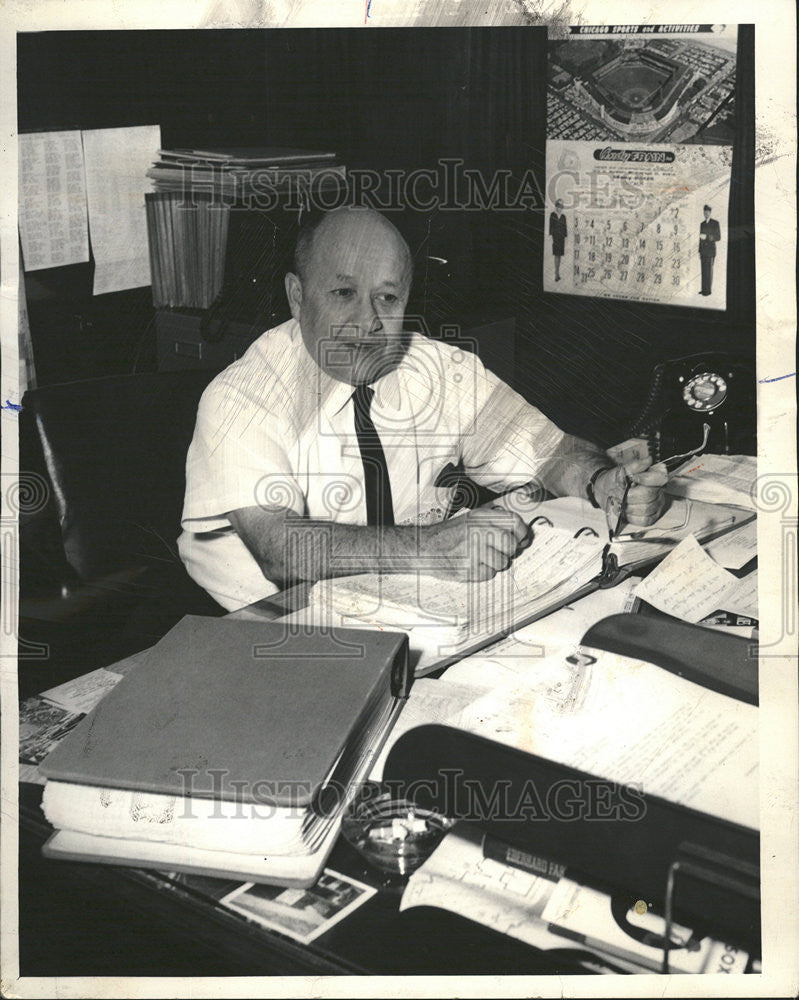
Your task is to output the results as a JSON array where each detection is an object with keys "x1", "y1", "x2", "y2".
[{"x1": 547, "y1": 28, "x2": 737, "y2": 145}]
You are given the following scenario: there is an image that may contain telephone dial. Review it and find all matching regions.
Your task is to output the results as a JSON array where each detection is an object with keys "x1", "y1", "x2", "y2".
[{"x1": 629, "y1": 352, "x2": 756, "y2": 462}]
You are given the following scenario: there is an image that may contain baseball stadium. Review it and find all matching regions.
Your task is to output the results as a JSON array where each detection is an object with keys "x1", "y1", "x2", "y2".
[{"x1": 550, "y1": 41, "x2": 698, "y2": 135}]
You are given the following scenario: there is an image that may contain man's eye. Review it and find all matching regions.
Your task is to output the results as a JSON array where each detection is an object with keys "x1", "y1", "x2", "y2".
[
  {"x1": 378, "y1": 293, "x2": 398, "y2": 305},
  {"x1": 331, "y1": 288, "x2": 355, "y2": 298}
]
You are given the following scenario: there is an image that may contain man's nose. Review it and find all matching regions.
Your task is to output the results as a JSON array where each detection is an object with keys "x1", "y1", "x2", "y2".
[{"x1": 357, "y1": 298, "x2": 383, "y2": 337}]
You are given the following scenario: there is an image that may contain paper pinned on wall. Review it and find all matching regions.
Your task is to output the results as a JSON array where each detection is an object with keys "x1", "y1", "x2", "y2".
[
  {"x1": 82, "y1": 125, "x2": 162, "y2": 295},
  {"x1": 18, "y1": 131, "x2": 90, "y2": 271}
]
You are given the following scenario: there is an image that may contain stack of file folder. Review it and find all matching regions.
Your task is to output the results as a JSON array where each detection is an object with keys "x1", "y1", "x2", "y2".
[
  {"x1": 144, "y1": 145, "x2": 346, "y2": 309},
  {"x1": 146, "y1": 146, "x2": 346, "y2": 199}
]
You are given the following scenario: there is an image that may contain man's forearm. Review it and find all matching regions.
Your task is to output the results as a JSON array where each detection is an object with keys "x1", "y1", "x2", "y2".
[
  {"x1": 229, "y1": 506, "x2": 428, "y2": 589},
  {"x1": 228, "y1": 502, "x2": 531, "y2": 589}
]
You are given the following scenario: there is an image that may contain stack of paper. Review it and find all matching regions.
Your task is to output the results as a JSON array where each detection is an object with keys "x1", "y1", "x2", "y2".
[
  {"x1": 666, "y1": 454, "x2": 757, "y2": 509},
  {"x1": 146, "y1": 146, "x2": 346, "y2": 200},
  {"x1": 145, "y1": 191, "x2": 230, "y2": 308},
  {"x1": 144, "y1": 146, "x2": 345, "y2": 309}
]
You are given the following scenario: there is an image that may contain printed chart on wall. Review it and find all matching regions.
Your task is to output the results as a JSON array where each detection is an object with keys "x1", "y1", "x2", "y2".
[{"x1": 545, "y1": 24, "x2": 737, "y2": 310}]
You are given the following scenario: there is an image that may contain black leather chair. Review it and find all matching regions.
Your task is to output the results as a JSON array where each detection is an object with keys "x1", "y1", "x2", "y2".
[{"x1": 19, "y1": 369, "x2": 225, "y2": 693}]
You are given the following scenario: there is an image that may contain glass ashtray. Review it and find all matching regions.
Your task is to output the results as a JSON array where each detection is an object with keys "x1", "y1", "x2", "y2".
[{"x1": 341, "y1": 783, "x2": 454, "y2": 876}]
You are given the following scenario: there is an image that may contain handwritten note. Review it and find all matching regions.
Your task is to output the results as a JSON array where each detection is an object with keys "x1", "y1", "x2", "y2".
[
  {"x1": 704, "y1": 519, "x2": 758, "y2": 570},
  {"x1": 40, "y1": 667, "x2": 123, "y2": 715},
  {"x1": 722, "y1": 569, "x2": 759, "y2": 619},
  {"x1": 19, "y1": 131, "x2": 89, "y2": 271},
  {"x1": 633, "y1": 534, "x2": 748, "y2": 623},
  {"x1": 401, "y1": 826, "x2": 566, "y2": 952},
  {"x1": 456, "y1": 646, "x2": 758, "y2": 830}
]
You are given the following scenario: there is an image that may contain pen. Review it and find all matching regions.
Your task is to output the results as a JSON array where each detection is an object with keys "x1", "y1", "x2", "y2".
[{"x1": 609, "y1": 475, "x2": 633, "y2": 541}]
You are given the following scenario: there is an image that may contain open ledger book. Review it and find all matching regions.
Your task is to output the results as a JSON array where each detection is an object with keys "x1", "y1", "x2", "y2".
[{"x1": 307, "y1": 492, "x2": 754, "y2": 676}]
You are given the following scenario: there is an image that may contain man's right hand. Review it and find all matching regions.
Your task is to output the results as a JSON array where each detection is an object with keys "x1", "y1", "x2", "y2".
[{"x1": 420, "y1": 507, "x2": 530, "y2": 582}]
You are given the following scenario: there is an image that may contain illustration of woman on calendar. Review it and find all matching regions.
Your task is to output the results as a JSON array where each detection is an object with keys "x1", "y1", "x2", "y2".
[{"x1": 549, "y1": 199, "x2": 568, "y2": 281}]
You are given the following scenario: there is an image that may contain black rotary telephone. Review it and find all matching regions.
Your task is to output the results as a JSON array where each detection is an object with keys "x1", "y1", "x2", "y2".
[{"x1": 629, "y1": 352, "x2": 756, "y2": 462}]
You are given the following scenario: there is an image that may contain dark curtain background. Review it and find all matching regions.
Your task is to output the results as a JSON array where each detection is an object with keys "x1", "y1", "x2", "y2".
[{"x1": 18, "y1": 26, "x2": 754, "y2": 445}]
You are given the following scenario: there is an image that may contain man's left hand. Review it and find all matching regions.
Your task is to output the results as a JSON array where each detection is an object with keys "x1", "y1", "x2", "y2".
[{"x1": 594, "y1": 438, "x2": 668, "y2": 527}]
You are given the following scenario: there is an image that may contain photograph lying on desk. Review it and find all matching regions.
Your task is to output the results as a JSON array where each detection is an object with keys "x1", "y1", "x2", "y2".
[{"x1": 219, "y1": 870, "x2": 376, "y2": 945}]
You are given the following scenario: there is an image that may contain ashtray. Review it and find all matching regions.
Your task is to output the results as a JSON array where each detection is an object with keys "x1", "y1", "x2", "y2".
[{"x1": 341, "y1": 783, "x2": 454, "y2": 876}]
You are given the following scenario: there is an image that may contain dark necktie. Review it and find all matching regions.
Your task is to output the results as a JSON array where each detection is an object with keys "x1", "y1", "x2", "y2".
[{"x1": 352, "y1": 383, "x2": 395, "y2": 527}]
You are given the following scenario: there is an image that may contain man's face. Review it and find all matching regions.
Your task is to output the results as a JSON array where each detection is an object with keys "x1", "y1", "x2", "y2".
[
  {"x1": 286, "y1": 212, "x2": 411, "y2": 385},
  {"x1": 704, "y1": 208, "x2": 711, "y2": 220}
]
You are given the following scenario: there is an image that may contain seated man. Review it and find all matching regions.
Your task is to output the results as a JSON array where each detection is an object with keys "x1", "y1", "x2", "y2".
[{"x1": 179, "y1": 206, "x2": 666, "y2": 611}]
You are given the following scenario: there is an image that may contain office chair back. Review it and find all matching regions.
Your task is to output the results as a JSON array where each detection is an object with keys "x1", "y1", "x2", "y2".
[{"x1": 22, "y1": 369, "x2": 217, "y2": 582}]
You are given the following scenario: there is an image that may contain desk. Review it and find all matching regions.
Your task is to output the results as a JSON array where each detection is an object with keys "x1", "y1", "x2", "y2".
[
  {"x1": 18, "y1": 591, "x2": 594, "y2": 977},
  {"x1": 18, "y1": 557, "x2": 759, "y2": 977}
]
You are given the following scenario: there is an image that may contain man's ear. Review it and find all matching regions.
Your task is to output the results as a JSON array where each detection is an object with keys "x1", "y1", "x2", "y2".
[{"x1": 285, "y1": 272, "x2": 302, "y2": 319}]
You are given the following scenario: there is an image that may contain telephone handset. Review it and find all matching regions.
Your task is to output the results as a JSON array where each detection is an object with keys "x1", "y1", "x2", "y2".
[{"x1": 629, "y1": 352, "x2": 755, "y2": 462}]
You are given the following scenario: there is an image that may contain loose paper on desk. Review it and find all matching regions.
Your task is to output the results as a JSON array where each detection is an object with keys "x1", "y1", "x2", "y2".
[
  {"x1": 455, "y1": 646, "x2": 758, "y2": 830},
  {"x1": 703, "y1": 518, "x2": 758, "y2": 569},
  {"x1": 82, "y1": 125, "x2": 162, "y2": 294},
  {"x1": 40, "y1": 666, "x2": 123, "y2": 715},
  {"x1": 443, "y1": 577, "x2": 639, "y2": 689},
  {"x1": 633, "y1": 534, "x2": 755, "y2": 622},
  {"x1": 369, "y1": 678, "x2": 486, "y2": 781},
  {"x1": 400, "y1": 826, "x2": 571, "y2": 955},
  {"x1": 720, "y1": 569, "x2": 758, "y2": 619},
  {"x1": 18, "y1": 131, "x2": 89, "y2": 271},
  {"x1": 666, "y1": 454, "x2": 757, "y2": 509}
]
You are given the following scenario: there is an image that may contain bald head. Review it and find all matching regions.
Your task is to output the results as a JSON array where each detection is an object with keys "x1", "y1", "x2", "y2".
[
  {"x1": 294, "y1": 207, "x2": 412, "y2": 286},
  {"x1": 285, "y1": 207, "x2": 412, "y2": 385}
]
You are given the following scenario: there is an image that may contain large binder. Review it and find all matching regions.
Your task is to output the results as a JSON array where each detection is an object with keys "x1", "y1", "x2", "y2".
[{"x1": 40, "y1": 616, "x2": 412, "y2": 887}]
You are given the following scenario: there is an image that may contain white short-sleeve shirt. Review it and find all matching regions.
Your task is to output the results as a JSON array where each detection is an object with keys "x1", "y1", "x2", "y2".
[{"x1": 179, "y1": 318, "x2": 564, "y2": 610}]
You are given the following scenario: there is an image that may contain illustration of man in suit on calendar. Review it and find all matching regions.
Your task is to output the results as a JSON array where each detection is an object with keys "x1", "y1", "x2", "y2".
[
  {"x1": 549, "y1": 199, "x2": 568, "y2": 281},
  {"x1": 698, "y1": 205, "x2": 721, "y2": 296}
]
